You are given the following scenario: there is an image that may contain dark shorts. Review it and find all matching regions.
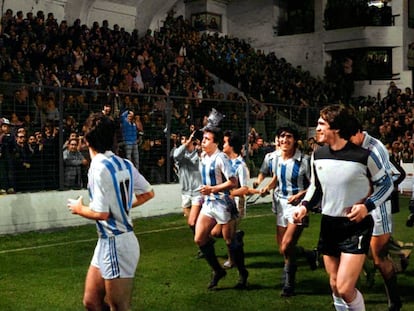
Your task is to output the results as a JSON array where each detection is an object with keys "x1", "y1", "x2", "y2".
[{"x1": 318, "y1": 214, "x2": 374, "y2": 257}]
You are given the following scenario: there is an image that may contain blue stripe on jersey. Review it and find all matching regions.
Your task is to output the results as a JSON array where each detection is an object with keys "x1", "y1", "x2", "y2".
[
  {"x1": 370, "y1": 151, "x2": 383, "y2": 170},
  {"x1": 209, "y1": 159, "x2": 217, "y2": 186},
  {"x1": 280, "y1": 161, "x2": 300, "y2": 196},
  {"x1": 368, "y1": 152, "x2": 393, "y2": 203},
  {"x1": 202, "y1": 158, "x2": 220, "y2": 201},
  {"x1": 367, "y1": 137, "x2": 391, "y2": 170},
  {"x1": 97, "y1": 221, "x2": 107, "y2": 239},
  {"x1": 380, "y1": 204, "x2": 390, "y2": 232},
  {"x1": 276, "y1": 154, "x2": 309, "y2": 199},
  {"x1": 281, "y1": 164, "x2": 287, "y2": 196},
  {"x1": 233, "y1": 159, "x2": 242, "y2": 172},
  {"x1": 269, "y1": 159, "x2": 273, "y2": 175},
  {"x1": 102, "y1": 158, "x2": 133, "y2": 234},
  {"x1": 291, "y1": 160, "x2": 300, "y2": 195},
  {"x1": 101, "y1": 160, "x2": 124, "y2": 235}
]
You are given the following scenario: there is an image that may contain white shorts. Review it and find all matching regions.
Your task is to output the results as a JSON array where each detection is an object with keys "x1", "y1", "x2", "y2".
[
  {"x1": 371, "y1": 200, "x2": 392, "y2": 236},
  {"x1": 200, "y1": 199, "x2": 232, "y2": 224},
  {"x1": 91, "y1": 231, "x2": 140, "y2": 279},
  {"x1": 181, "y1": 194, "x2": 202, "y2": 209},
  {"x1": 275, "y1": 196, "x2": 297, "y2": 227}
]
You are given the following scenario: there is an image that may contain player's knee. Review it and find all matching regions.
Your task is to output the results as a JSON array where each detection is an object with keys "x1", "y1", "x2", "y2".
[
  {"x1": 335, "y1": 282, "x2": 353, "y2": 300},
  {"x1": 194, "y1": 236, "x2": 206, "y2": 246},
  {"x1": 280, "y1": 241, "x2": 292, "y2": 256},
  {"x1": 83, "y1": 296, "x2": 99, "y2": 310},
  {"x1": 187, "y1": 218, "x2": 196, "y2": 227},
  {"x1": 210, "y1": 226, "x2": 222, "y2": 238}
]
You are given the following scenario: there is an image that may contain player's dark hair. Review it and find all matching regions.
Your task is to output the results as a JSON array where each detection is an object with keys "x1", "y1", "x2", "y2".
[
  {"x1": 276, "y1": 126, "x2": 299, "y2": 140},
  {"x1": 276, "y1": 126, "x2": 299, "y2": 147},
  {"x1": 319, "y1": 104, "x2": 359, "y2": 140},
  {"x1": 224, "y1": 130, "x2": 243, "y2": 155},
  {"x1": 84, "y1": 112, "x2": 115, "y2": 153}
]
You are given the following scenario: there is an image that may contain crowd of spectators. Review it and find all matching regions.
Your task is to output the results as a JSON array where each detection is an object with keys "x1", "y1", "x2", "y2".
[
  {"x1": 0, "y1": 8, "x2": 413, "y2": 194},
  {"x1": 353, "y1": 82, "x2": 414, "y2": 164}
]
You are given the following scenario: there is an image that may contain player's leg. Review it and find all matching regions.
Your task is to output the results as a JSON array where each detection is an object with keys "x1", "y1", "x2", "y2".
[
  {"x1": 105, "y1": 278, "x2": 135, "y2": 311},
  {"x1": 220, "y1": 219, "x2": 235, "y2": 268},
  {"x1": 323, "y1": 255, "x2": 347, "y2": 311},
  {"x1": 223, "y1": 220, "x2": 248, "y2": 289},
  {"x1": 279, "y1": 223, "x2": 304, "y2": 296},
  {"x1": 371, "y1": 203, "x2": 402, "y2": 310},
  {"x1": 371, "y1": 234, "x2": 402, "y2": 310},
  {"x1": 337, "y1": 253, "x2": 367, "y2": 310},
  {"x1": 210, "y1": 223, "x2": 223, "y2": 238},
  {"x1": 99, "y1": 232, "x2": 139, "y2": 311},
  {"x1": 84, "y1": 239, "x2": 109, "y2": 311},
  {"x1": 187, "y1": 199, "x2": 203, "y2": 258},
  {"x1": 83, "y1": 265, "x2": 108, "y2": 311},
  {"x1": 183, "y1": 206, "x2": 190, "y2": 218},
  {"x1": 188, "y1": 203, "x2": 201, "y2": 228},
  {"x1": 195, "y1": 212, "x2": 225, "y2": 289}
]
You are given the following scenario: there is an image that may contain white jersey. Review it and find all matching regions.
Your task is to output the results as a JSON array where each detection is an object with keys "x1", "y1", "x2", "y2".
[
  {"x1": 303, "y1": 142, "x2": 393, "y2": 217},
  {"x1": 88, "y1": 151, "x2": 152, "y2": 238}
]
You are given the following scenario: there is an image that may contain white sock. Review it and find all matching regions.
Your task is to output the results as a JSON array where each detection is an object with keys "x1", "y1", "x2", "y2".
[
  {"x1": 332, "y1": 294, "x2": 347, "y2": 311},
  {"x1": 345, "y1": 289, "x2": 365, "y2": 311}
]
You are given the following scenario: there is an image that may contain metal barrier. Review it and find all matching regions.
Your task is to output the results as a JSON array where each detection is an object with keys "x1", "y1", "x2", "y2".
[{"x1": 0, "y1": 82, "x2": 317, "y2": 192}]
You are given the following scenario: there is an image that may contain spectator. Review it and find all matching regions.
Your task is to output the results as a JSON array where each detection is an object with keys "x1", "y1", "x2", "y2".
[
  {"x1": 63, "y1": 137, "x2": 88, "y2": 189},
  {"x1": 44, "y1": 96, "x2": 60, "y2": 124},
  {"x1": 26, "y1": 133, "x2": 42, "y2": 191},
  {"x1": 149, "y1": 137, "x2": 167, "y2": 184},
  {"x1": 13, "y1": 131, "x2": 31, "y2": 192},
  {"x1": 120, "y1": 109, "x2": 139, "y2": 168},
  {"x1": 41, "y1": 123, "x2": 59, "y2": 190},
  {"x1": 0, "y1": 117, "x2": 16, "y2": 194}
]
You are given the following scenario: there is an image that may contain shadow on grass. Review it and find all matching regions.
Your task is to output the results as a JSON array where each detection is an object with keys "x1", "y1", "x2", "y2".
[{"x1": 209, "y1": 278, "x2": 329, "y2": 295}]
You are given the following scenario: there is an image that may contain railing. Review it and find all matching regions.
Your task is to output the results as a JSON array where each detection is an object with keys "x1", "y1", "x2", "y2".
[
  {"x1": 324, "y1": 4, "x2": 397, "y2": 30},
  {"x1": 0, "y1": 81, "x2": 317, "y2": 193}
]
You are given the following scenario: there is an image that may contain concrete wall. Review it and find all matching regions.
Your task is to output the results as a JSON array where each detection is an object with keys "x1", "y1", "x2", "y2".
[{"x1": 0, "y1": 179, "x2": 272, "y2": 235}]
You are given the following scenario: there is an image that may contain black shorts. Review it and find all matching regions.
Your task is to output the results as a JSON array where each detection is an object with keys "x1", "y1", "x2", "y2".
[{"x1": 318, "y1": 214, "x2": 374, "y2": 257}]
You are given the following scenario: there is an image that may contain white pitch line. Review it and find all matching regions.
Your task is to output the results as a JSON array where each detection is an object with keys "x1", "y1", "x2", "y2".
[{"x1": 0, "y1": 213, "x2": 271, "y2": 255}]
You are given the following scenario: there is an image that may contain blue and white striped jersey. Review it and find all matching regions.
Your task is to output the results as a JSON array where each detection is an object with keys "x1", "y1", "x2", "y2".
[
  {"x1": 88, "y1": 151, "x2": 152, "y2": 238},
  {"x1": 200, "y1": 149, "x2": 235, "y2": 201},
  {"x1": 231, "y1": 155, "x2": 250, "y2": 188},
  {"x1": 259, "y1": 150, "x2": 280, "y2": 176},
  {"x1": 361, "y1": 131, "x2": 396, "y2": 232},
  {"x1": 231, "y1": 155, "x2": 250, "y2": 212},
  {"x1": 272, "y1": 149, "x2": 310, "y2": 200},
  {"x1": 361, "y1": 131, "x2": 393, "y2": 176}
]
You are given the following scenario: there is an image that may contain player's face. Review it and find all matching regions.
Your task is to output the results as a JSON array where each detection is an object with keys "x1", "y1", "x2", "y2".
[
  {"x1": 202, "y1": 131, "x2": 217, "y2": 155},
  {"x1": 222, "y1": 136, "x2": 231, "y2": 155},
  {"x1": 278, "y1": 131, "x2": 295, "y2": 153},
  {"x1": 316, "y1": 117, "x2": 334, "y2": 144}
]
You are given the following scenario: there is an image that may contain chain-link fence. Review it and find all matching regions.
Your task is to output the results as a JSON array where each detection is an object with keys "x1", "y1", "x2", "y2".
[{"x1": 0, "y1": 82, "x2": 318, "y2": 193}]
